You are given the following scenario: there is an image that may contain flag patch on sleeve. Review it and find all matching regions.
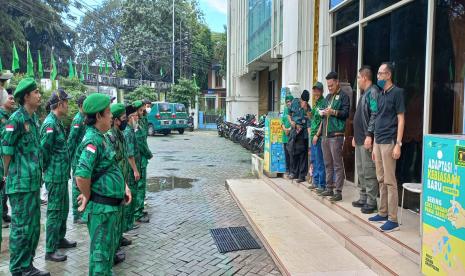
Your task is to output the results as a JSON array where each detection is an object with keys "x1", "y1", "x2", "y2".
[
  {"x1": 86, "y1": 144, "x2": 96, "y2": 154},
  {"x1": 46, "y1": 128, "x2": 53, "y2": 134},
  {"x1": 5, "y1": 125, "x2": 14, "y2": 132},
  {"x1": 74, "y1": 124, "x2": 80, "y2": 128}
]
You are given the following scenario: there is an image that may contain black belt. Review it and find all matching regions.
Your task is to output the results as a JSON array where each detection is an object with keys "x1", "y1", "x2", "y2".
[{"x1": 90, "y1": 192, "x2": 123, "y2": 206}]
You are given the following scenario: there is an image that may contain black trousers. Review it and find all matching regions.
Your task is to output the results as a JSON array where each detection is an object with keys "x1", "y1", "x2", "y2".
[
  {"x1": 291, "y1": 136, "x2": 309, "y2": 180},
  {"x1": 284, "y1": 143, "x2": 291, "y2": 174},
  {"x1": 2, "y1": 188, "x2": 7, "y2": 217}
]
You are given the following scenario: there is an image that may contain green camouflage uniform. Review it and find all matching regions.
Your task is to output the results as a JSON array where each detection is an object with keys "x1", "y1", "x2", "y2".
[
  {"x1": 0, "y1": 107, "x2": 10, "y2": 250},
  {"x1": 123, "y1": 123, "x2": 140, "y2": 231},
  {"x1": 2, "y1": 106, "x2": 42, "y2": 274},
  {"x1": 134, "y1": 115, "x2": 152, "y2": 220},
  {"x1": 105, "y1": 126, "x2": 129, "y2": 244},
  {"x1": 40, "y1": 112, "x2": 71, "y2": 253},
  {"x1": 75, "y1": 126, "x2": 125, "y2": 276},
  {"x1": 68, "y1": 111, "x2": 86, "y2": 221}
]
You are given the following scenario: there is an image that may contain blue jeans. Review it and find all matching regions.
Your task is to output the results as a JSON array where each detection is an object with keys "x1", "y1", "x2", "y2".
[{"x1": 311, "y1": 139, "x2": 326, "y2": 188}]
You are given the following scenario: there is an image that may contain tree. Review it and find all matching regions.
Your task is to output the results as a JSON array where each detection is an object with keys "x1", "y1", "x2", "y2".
[
  {"x1": 212, "y1": 26, "x2": 227, "y2": 77},
  {"x1": 167, "y1": 77, "x2": 199, "y2": 109},
  {"x1": 124, "y1": 85, "x2": 159, "y2": 103}
]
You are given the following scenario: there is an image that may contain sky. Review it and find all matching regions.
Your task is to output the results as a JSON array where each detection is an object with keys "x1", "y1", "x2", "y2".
[{"x1": 70, "y1": 0, "x2": 227, "y2": 33}]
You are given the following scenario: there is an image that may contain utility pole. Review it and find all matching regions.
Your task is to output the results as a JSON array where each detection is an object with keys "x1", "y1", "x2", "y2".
[
  {"x1": 172, "y1": 0, "x2": 175, "y2": 92},
  {"x1": 180, "y1": 18, "x2": 182, "y2": 78}
]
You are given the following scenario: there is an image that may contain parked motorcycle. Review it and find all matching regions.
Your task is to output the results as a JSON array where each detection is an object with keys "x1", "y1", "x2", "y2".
[{"x1": 187, "y1": 114, "x2": 194, "y2": 132}]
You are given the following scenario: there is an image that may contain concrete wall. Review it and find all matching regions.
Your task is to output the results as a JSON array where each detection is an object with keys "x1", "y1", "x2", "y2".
[{"x1": 227, "y1": 72, "x2": 259, "y2": 122}]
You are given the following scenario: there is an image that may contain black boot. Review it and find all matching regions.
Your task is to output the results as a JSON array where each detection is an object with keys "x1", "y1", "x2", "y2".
[
  {"x1": 45, "y1": 252, "x2": 67, "y2": 262},
  {"x1": 120, "y1": 237, "x2": 132, "y2": 247},
  {"x1": 114, "y1": 249, "x2": 126, "y2": 265},
  {"x1": 58, "y1": 238, "x2": 77, "y2": 249},
  {"x1": 22, "y1": 265, "x2": 51, "y2": 276}
]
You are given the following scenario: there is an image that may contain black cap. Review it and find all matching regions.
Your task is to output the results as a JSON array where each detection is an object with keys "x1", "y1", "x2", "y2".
[
  {"x1": 326, "y1": 71, "x2": 338, "y2": 80},
  {"x1": 125, "y1": 104, "x2": 137, "y2": 116},
  {"x1": 301, "y1": 90, "x2": 310, "y2": 102},
  {"x1": 143, "y1": 99, "x2": 151, "y2": 104},
  {"x1": 76, "y1": 95, "x2": 87, "y2": 107},
  {"x1": 49, "y1": 88, "x2": 72, "y2": 106},
  {"x1": 6, "y1": 88, "x2": 13, "y2": 95}
]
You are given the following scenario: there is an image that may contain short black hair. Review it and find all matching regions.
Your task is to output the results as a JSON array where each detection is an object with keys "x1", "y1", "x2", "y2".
[
  {"x1": 85, "y1": 110, "x2": 106, "y2": 126},
  {"x1": 17, "y1": 91, "x2": 33, "y2": 106},
  {"x1": 325, "y1": 71, "x2": 338, "y2": 80},
  {"x1": 77, "y1": 95, "x2": 87, "y2": 108},
  {"x1": 381, "y1": 62, "x2": 395, "y2": 78},
  {"x1": 359, "y1": 66, "x2": 373, "y2": 81}
]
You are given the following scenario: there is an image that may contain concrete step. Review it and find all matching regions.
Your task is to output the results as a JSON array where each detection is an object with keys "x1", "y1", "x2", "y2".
[
  {"x1": 226, "y1": 179, "x2": 377, "y2": 276},
  {"x1": 263, "y1": 177, "x2": 421, "y2": 276}
]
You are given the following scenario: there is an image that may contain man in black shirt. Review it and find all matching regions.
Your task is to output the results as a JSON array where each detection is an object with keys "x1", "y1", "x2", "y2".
[
  {"x1": 352, "y1": 66, "x2": 379, "y2": 214},
  {"x1": 368, "y1": 62, "x2": 405, "y2": 233}
]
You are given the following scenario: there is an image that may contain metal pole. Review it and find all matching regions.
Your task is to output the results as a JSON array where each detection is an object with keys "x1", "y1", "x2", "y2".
[
  {"x1": 180, "y1": 19, "x2": 182, "y2": 78},
  {"x1": 172, "y1": 0, "x2": 175, "y2": 91}
]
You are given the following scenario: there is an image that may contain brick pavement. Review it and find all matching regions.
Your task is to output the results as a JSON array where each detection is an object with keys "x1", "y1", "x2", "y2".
[{"x1": 0, "y1": 131, "x2": 281, "y2": 276}]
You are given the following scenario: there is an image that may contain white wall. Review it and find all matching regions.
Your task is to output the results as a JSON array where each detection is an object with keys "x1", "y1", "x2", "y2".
[{"x1": 227, "y1": 73, "x2": 258, "y2": 122}]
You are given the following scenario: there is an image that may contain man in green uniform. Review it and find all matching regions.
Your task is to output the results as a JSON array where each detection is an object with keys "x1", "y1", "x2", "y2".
[
  {"x1": 40, "y1": 89, "x2": 77, "y2": 262},
  {"x1": 133, "y1": 100, "x2": 152, "y2": 223},
  {"x1": 281, "y1": 95, "x2": 293, "y2": 177},
  {"x1": 0, "y1": 70, "x2": 14, "y2": 248},
  {"x1": 75, "y1": 93, "x2": 132, "y2": 276},
  {"x1": 2, "y1": 78, "x2": 50, "y2": 276},
  {"x1": 123, "y1": 105, "x2": 141, "y2": 231},
  {"x1": 69, "y1": 95, "x2": 87, "y2": 224},
  {"x1": 105, "y1": 103, "x2": 131, "y2": 265}
]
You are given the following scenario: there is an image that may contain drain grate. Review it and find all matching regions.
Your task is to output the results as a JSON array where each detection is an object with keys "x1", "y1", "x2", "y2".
[{"x1": 210, "y1": 226, "x2": 260, "y2": 253}]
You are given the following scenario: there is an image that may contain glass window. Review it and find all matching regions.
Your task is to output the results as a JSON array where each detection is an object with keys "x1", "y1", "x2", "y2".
[
  {"x1": 431, "y1": 0, "x2": 465, "y2": 134},
  {"x1": 363, "y1": 0, "x2": 427, "y2": 210},
  {"x1": 330, "y1": 0, "x2": 347, "y2": 9},
  {"x1": 334, "y1": 28, "x2": 358, "y2": 182},
  {"x1": 364, "y1": 0, "x2": 400, "y2": 17},
  {"x1": 175, "y1": 104, "x2": 186, "y2": 112},
  {"x1": 248, "y1": 0, "x2": 272, "y2": 63},
  {"x1": 333, "y1": 0, "x2": 359, "y2": 32},
  {"x1": 159, "y1": 103, "x2": 171, "y2": 112}
]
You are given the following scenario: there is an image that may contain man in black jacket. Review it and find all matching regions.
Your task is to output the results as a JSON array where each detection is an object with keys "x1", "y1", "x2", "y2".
[{"x1": 352, "y1": 66, "x2": 379, "y2": 214}]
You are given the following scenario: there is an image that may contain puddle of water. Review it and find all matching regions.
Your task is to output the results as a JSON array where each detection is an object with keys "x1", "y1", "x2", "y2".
[
  {"x1": 184, "y1": 139, "x2": 190, "y2": 141},
  {"x1": 147, "y1": 176, "x2": 196, "y2": 193},
  {"x1": 239, "y1": 159, "x2": 250, "y2": 163},
  {"x1": 206, "y1": 165, "x2": 215, "y2": 167},
  {"x1": 164, "y1": 168, "x2": 179, "y2": 171}
]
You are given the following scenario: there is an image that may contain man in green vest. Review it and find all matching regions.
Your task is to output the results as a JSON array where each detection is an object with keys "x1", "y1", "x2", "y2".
[
  {"x1": 40, "y1": 89, "x2": 77, "y2": 262},
  {"x1": 3, "y1": 78, "x2": 50, "y2": 276},
  {"x1": 75, "y1": 93, "x2": 132, "y2": 275},
  {"x1": 69, "y1": 95, "x2": 87, "y2": 224},
  {"x1": 133, "y1": 100, "x2": 152, "y2": 223}
]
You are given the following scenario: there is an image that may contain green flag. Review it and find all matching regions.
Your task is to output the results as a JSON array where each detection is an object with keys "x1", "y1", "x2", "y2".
[
  {"x1": 99, "y1": 61, "x2": 103, "y2": 74},
  {"x1": 50, "y1": 52, "x2": 57, "y2": 81},
  {"x1": 114, "y1": 48, "x2": 121, "y2": 65},
  {"x1": 68, "y1": 58, "x2": 75, "y2": 79},
  {"x1": 74, "y1": 64, "x2": 78, "y2": 79},
  {"x1": 105, "y1": 59, "x2": 109, "y2": 75},
  {"x1": 193, "y1": 73, "x2": 197, "y2": 88},
  {"x1": 160, "y1": 67, "x2": 164, "y2": 76},
  {"x1": 12, "y1": 42, "x2": 20, "y2": 72},
  {"x1": 26, "y1": 42, "x2": 34, "y2": 77},
  {"x1": 80, "y1": 66, "x2": 84, "y2": 82},
  {"x1": 0, "y1": 56, "x2": 3, "y2": 71},
  {"x1": 37, "y1": 50, "x2": 43, "y2": 79}
]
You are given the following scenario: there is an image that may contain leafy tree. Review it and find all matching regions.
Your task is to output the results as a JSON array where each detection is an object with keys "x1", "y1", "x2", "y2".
[
  {"x1": 167, "y1": 77, "x2": 199, "y2": 109},
  {"x1": 212, "y1": 26, "x2": 227, "y2": 77},
  {"x1": 124, "y1": 85, "x2": 159, "y2": 103}
]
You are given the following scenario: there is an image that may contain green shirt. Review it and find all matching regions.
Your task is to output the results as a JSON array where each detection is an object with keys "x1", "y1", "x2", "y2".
[
  {"x1": 124, "y1": 124, "x2": 140, "y2": 163},
  {"x1": 68, "y1": 111, "x2": 86, "y2": 171},
  {"x1": 40, "y1": 112, "x2": 71, "y2": 183},
  {"x1": 136, "y1": 116, "x2": 152, "y2": 165},
  {"x1": 106, "y1": 127, "x2": 129, "y2": 184},
  {"x1": 310, "y1": 97, "x2": 326, "y2": 137},
  {"x1": 281, "y1": 107, "x2": 291, "y2": 143},
  {"x1": 2, "y1": 106, "x2": 42, "y2": 194},
  {"x1": 0, "y1": 108, "x2": 10, "y2": 180},
  {"x1": 74, "y1": 126, "x2": 125, "y2": 208}
]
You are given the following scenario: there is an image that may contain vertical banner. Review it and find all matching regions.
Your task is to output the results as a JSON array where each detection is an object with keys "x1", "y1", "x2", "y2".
[
  {"x1": 422, "y1": 135, "x2": 465, "y2": 275},
  {"x1": 264, "y1": 113, "x2": 286, "y2": 174}
]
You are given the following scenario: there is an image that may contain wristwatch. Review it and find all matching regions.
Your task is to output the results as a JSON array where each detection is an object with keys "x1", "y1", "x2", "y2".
[{"x1": 396, "y1": 141, "x2": 402, "y2": 147}]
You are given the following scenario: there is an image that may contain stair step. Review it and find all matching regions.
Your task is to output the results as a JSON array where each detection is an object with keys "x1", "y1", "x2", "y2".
[{"x1": 227, "y1": 179, "x2": 376, "y2": 276}]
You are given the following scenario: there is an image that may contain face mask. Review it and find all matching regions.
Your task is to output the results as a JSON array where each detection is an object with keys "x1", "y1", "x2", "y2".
[
  {"x1": 133, "y1": 121, "x2": 139, "y2": 129},
  {"x1": 377, "y1": 79, "x2": 387, "y2": 89},
  {"x1": 120, "y1": 119, "x2": 128, "y2": 130},
  {"x1": 146, "y1": 107, "x2": 151, "y2": 114}
]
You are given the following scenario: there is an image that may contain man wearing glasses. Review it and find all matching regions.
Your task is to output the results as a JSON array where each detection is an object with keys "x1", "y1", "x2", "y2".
[{"x1": 368, "y1": 62, "x2": 405, "y2": 233}]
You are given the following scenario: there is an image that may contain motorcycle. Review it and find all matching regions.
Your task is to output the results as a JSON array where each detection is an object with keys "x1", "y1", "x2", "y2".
[{"x1": 187, "y1": 115, "x2": 194, "y2": 132}]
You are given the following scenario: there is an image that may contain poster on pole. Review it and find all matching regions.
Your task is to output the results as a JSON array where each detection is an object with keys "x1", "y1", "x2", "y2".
[
  {"x1": 422, "y1": 134, "x2": 465, "y2": 275},
  {"x1": 264, "y1": 113, "x2": 286, "y2": 175}
]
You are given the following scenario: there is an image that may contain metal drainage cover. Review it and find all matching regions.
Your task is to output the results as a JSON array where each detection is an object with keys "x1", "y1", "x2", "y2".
[{"x1": 210, "y1": 227, "x2": 261, "y2": 253}]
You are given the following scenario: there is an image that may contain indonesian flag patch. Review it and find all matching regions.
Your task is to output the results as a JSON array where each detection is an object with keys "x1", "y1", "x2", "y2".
[
  {"x1": 73, "y1": 124, "x2": 80, "y2": 129},
  {"x1": 5, "y1": 125, "x2": 14, "y2": 132},
  {"x1": 86, "y1": 144, "x2": 97, "y2": 154},
  {"x1": 46, "y1": 127, "x2": 53, "y2": 134}
]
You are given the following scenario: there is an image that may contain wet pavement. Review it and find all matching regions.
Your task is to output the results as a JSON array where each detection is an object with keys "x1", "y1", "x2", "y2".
[{"x1": 0, "y1": 131, "x2": 281, "y2": 275}]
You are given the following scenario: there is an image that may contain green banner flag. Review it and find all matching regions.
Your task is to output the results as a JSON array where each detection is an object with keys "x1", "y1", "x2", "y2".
[
  {"x1": 160, "y1": 67, "x2": 164, "y2": 76},
  {"x1": 80, "y1": 67, "x2": 85, "y2": 82},
  {"x1": 105, "y1": 59, "x2": 109, "y2": 75},
  {"x1": 86, "y1": 56, "x2": 89, "y2": 78},
  {"x1": 74, "y1": 64, "x2": 78, "y2": 79},
  {"x1": 68, "y1": 58, "x2": 75, "y2": 79},
  {"x1": 114, "y1": 48, "x2": 121, "y2": 65},
  {"x1": 50, "y1": 52, "x2": 57, "y2": 81},
  {"x1": 99, "y1": 61, "x2": 103, "y2": 74},
  {"x1": 12, "y1": 42, "x2": 20, "y2": 72},
  {"x1": 37, "y1": 50, "x2": 43, "y2": 79},
  {"x1": 0, "y1": 56, "x2": 3, "y2": 71},
  {"x1": 26, "y1": 42, "x2": 34, "y2": 77}
]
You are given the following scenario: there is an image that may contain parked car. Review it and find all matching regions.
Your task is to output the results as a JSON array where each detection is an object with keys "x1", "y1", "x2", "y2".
[
  {"x1": 170, "y1": 103, "x2": 188, "y2": 134},
  {"x1": 147, "y1": 102, "x2": 173, "y2": 135}
]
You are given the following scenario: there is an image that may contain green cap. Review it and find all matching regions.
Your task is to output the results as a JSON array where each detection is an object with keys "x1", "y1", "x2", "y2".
[
  {"x1": 133, "y1": 100, "x2": 143, "y2": 109},
  {"x1": 312, "y1": 81, "x2": 324, "y2": 91},
  {"x1": 285, "y1": 95, "x2": 294, "y2": 101},
  {"x1": 110, "y1": 103, "x2": 126, "y2": 118},
  {"x1": 14, "y1": 77, "x2": 37, "y2": 98},
  {"x1": 83, "y1": 93, "x2": 110, "y2": 115}
]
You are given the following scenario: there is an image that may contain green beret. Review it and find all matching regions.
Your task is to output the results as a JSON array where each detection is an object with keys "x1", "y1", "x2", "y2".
[
  {"x1": 312, "y1": 81, "x2": 324, "y2": 91},
  {"x1": 285, "y1": 95, "x2": 294, "y2": 101},
  {"x1": 133, "y1": 100, "x2": 143, "y2": 109},
  {"x1": 83, "y1": 93, "x2": 110, "y2": 115},
  {"x1": 14, "y1": 78, "x2": 37, "y2": 98},
  {"x1": 110, "y1": 103, "x2": 126, "y2": 118}
]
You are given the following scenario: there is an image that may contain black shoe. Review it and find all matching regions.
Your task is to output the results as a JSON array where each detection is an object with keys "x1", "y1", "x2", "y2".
[
  {"x1": 320, "y1": 190, "x2": 334, "y2": 197},
  {"x1": 21, "y1": 266, "x2": 51, "y2": 276},
  {"x1": 3, "y1": 214, "x2": 11, "y2": 223},
  {"x1": 296, "y1": 179, "x2": 305, "y2": 183},
  {"x1": 142, "y1": 210, "x2": 148, "y2": 216},
  {"x1": 361, "y1": 204, "x2": 377, "y2": 214},
  {"x1": 137, "y1": 214, "x2": 150, "y2": 223},
  {"x1": 45, "y1": 252, "x2": 67, "y2": 262},
  {"x1": 58, "y1": 238, "x2": 77, "y2": 249},
  {"x1": 120, "y1": 237, "x2": 132, "y2": 247},
  {"x1": 114, "y1": 250, "x2": 126, "y2": 265},
  {"x1": 288, "y1": 174, "x2": 296, "y2": 180},
  {"x1": 73, "y1": 218, "x2": 86, "y2": 224},
  {"x1": 352, "y1": 199, "x2": 366, "y2": 208},
  {"x1": 329, "y1": 193, "x2": 342, "y2": 202}
]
